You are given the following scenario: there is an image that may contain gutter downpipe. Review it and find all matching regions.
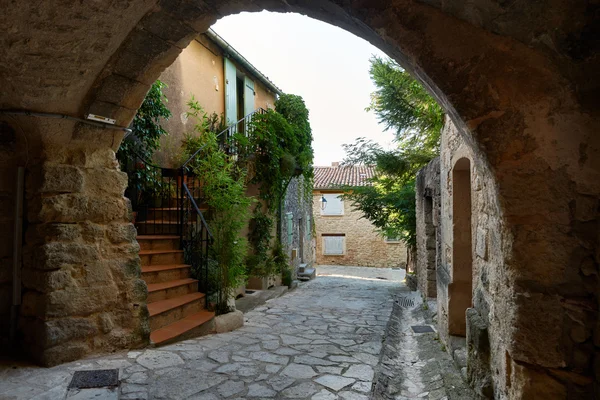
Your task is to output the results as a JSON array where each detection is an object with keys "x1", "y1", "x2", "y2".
[{"x1": 205, "y1": 29, "x2": 283, "y2": 96}]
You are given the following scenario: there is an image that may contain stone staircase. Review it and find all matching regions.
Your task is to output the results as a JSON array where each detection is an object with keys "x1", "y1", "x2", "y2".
[{"x1": 137, "y1": 231, "x2": 215, "y2": 346}]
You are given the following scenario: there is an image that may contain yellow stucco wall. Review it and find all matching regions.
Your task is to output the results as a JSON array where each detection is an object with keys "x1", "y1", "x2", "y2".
[
  {"x1": 313, "y1": 191, "x2": 407, "y2": 268},
  {"x1": 154, "y1": 34, "x2": 278, "y2": 167}
]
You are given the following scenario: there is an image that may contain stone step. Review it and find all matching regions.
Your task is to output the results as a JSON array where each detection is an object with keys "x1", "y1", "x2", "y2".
[
  {"x1": 298, "y1": 267, "x2": 316, "y2": 281},
  {"x1": 137, "y1": 235, "x2": 180, "y2": 251},
  {"x1": 142, "y1": 264, "x2": 192, "y2": 284},
  {"x1": 150, "y1": 310, "x2": 215, "y2": 346},
  {"x1": 139, "y1": 249, "x2": 184, "y2": 266},
  {"x1": 146, "y1": 207, "x2": 209, "y2": 222},
  {"x1": 136, "y1": 220, "x2": 181, "y2": 235},
  {"x1": 147, "y1": 278, "x2": 198, "y2": 303},
  {"x1": 148, "y1": 292, "x2": 206, "y2": 331}
]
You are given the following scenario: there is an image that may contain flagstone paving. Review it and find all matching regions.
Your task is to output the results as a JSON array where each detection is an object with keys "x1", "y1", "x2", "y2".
[{"x1": 0, "y1": 266, "x2": 474, "y2": 399}]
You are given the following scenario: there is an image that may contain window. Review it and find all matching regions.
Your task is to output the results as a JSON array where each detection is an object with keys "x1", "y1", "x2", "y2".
[
  {"x1": 320, "y1": 194, "x2": 344, "y2": 216},
  {"x1": 385, "y1": 236, "x2": 400, "y2": 243},
  {"x1": 323, "y1": 235, "x2": 345, "y2": 255},
  {"x1": 306, "y1": 215, "x2": 311, "y2": 239},
  {"x1": 286, "y1": 212, "x2": 293, "y2": 245}
]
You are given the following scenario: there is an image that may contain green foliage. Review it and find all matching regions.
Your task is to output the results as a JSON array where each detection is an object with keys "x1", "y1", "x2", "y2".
[
  {"x1": 242, "y1": 94, "x2": 314, "y2": 211},
  {"x1": 342, "y1": 57, "x2": 445, "y2": 248},
  {"x1": 272, "y1": 241, "x2": 292, "y2": 287},
  {"x1": 183, "y1": 99, "x2": 251, "y2": 313},
  {"x1": 116, "y1": 80, "x2": 171, "y2": 198},
  {"x1": 246, "y1": 205, "x2": 277, "y2": 278},
  {"x1": 367, "y1": 56, "x2": 444, "y2": 153}
]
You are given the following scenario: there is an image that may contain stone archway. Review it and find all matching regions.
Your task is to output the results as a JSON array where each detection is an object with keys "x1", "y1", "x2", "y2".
[
  {"x1": 449, "y1": 157, "x2": 472, "y2": 337},
  {"x1": 1, "y1": 0, "x2": 598, "y2": 397}
]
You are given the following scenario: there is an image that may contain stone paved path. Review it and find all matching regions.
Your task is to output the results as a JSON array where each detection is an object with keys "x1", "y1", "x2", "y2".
[{"x1": 0, "y1": 266, "x2": 473, "y2": 400}]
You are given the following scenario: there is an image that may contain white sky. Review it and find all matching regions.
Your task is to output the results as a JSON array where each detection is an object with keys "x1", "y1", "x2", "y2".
[{"x1": 212, "y1": 11, "x2": 396, "y2": 167}]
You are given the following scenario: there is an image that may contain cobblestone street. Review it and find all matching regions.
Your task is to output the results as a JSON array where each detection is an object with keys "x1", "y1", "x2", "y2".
[{"x1": 0, "y1": 266, "x2": 473, "y2": 399}]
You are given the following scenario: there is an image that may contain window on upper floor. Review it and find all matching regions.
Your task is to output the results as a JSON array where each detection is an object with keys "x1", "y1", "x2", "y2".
[{"x1": 320, "y1": 194, "x2": 344, "y2": 216}]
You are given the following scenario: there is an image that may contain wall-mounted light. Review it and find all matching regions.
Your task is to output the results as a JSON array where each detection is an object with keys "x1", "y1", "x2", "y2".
[{"x1": 320, "y1": 195, "x2": 327, "y2": 210}]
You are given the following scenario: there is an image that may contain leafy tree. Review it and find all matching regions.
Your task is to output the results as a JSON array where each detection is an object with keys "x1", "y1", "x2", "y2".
[
  {"x1": 367, "y1": 56, "x2": 443, "y2": 154},
  {"x1": 117, "y1": 80, "x2": 171, "y2": 166},
  {"x1": 116, "y1": 80, "x2": 172, "y2": 199},
  {"x1": 342, "y1": 57, "x2": 444, "y2": 247}
]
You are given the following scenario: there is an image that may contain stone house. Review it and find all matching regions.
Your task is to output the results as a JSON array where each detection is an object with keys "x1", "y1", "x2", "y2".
[{"x1": 313, "y1": 163, "x2": 407, "y2": 268}]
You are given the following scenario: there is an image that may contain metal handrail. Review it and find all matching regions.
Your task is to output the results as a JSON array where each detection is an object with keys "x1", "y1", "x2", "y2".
[
  {"x1": 182, "y1": 182, "x2": 213, "y2": 240},
  {"x1": 181, "y1": 107, "x2": 267, "y2": 168}
]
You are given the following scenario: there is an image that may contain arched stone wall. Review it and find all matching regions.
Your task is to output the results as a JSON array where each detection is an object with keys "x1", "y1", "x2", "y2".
[{"x1": 1, "y1": 0, "x2": 598, "y2": 396}]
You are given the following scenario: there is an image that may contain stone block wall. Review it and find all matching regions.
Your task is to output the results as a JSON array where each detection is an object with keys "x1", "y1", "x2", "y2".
[
  {"x1": 415, "y1": 157, "x2": 441, "y2": 298},
  {"x1": 281, "y1": 176, "x2": 314, "y2": 274},
  {"x1": 6, "y1": 118, "x2": 150, "y2": 366},
  {"x1": 0, "y1": 120, "x2": 25, "y2": 350},
  {"x1": 313, "y1": 192, "x2": 407, "y2": 268},
  {"x1": 437, "y1": 117, "x2": 507, "y2": 397}
]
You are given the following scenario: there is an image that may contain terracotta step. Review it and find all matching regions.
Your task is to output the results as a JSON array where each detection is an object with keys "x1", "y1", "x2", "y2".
[
  {"x1": 142, "y1": 264, "x2": 191, "y2": 284},
  {"x1": 137, "y1": 235, "x2": 180, "y2": 251},
  {"x1": 148, "y1": 292, "x2": 206, "y2": 331},
  {"x1": 150, "y1": 310, "x2": 215, "y2": 346},
  {"x1": 140, "y1": 249, "x2": 184, "y2": 266},
  {"x1": 147, "y1": 278, "x2": 198, "y2": 303},
  {"x1": 136, "y1": 220, "x2": 181, "y2": 235}
]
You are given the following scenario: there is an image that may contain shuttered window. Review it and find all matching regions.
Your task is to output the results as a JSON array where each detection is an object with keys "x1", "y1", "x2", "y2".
[
  {"x1": 323, "y1": 235, "x2": 345, "y2": 255},
  {"x1": 286, "y1": 212, "x2": 293, "y2": 245},
  {"x1": 306, "y1": 215, "x2": 311, "y2": 239},
  {"x1": 321, "y1": 194, "x2": 344, "y2": 216}
]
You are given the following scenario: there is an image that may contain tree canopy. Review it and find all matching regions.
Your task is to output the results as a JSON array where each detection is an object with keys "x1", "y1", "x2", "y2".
[{"x1": 342, "y1": 57, "x2": 444, "y2": 248}]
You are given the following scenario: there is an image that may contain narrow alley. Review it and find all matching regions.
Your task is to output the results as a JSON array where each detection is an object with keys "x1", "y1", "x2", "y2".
[{"x1": 0, "y1": 267, "x2": 473, "y2": 400}]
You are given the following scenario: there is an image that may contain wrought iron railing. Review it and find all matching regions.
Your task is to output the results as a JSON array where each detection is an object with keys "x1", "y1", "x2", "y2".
[
  {"x1": 125, "y1": 153, "x2": 182, "y2": 236},
  {"x1": 125, "y1": 107, "x2": 268, "y2": 311},
  {"x1": 182, "y1": 107, "x2": 267, "y2": 169},
  {"x1": 181, "y1": 183, "x2": 214, "y2": 308}
]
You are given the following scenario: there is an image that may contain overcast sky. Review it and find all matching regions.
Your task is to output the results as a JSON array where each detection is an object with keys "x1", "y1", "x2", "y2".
[{"x1": 212, "y1": 11, "x2": 395, "y2": 167}]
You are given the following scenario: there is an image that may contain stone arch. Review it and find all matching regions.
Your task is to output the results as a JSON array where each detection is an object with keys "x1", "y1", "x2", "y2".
[
  {"x1": 449, "y1": 157, "x2": 472, "y2": 337},
  {"x1": 1, "y1": 0, "x2": 599, "y2": 395}
]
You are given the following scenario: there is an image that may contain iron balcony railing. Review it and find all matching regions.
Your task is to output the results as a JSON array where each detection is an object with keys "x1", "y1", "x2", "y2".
[{"x1": 181, "y1": 107, "x2": 267, "y2": 170}]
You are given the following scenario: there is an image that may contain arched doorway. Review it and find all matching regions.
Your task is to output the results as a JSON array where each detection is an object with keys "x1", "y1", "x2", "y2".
[{"x1": 449, "y1": 157, "x2": 472, "y2": 337}]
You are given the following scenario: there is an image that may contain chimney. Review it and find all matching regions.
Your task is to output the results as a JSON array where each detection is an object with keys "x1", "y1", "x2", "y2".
[{"x1": 331, "y1": 162, "x2": 339, "y2": 167}]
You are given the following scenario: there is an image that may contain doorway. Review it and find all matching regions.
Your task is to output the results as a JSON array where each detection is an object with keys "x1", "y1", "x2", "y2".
[{"x1": 448, "y1": 158, "x2": 473, "y2": 336}]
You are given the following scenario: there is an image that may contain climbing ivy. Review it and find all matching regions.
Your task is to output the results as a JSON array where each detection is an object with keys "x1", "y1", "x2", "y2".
[{"x1": 240, "y1": 94, "x2": 314, "y2": 278}]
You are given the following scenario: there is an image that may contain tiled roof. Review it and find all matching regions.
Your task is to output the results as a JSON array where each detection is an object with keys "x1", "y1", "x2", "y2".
[{"x1": 313, "y1": 164, "x2": 376, "y2": 189}]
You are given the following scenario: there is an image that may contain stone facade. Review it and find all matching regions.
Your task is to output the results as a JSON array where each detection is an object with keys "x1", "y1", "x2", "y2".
[
  {"x1": 0, "y1": 119, "x2": 149, "y2": 366},
  {"x1": 414, "y1": 116, "x2": 599, "y2": 398},
  {"x1": 281, "y1": 176, "x2": 315, "y2": 275},
  {"x1": 313, "y1": 192, "x2": 407, "y2": 268},
  {"x1": 415, "y1": 158, "x2": 441, "y2": 298}
]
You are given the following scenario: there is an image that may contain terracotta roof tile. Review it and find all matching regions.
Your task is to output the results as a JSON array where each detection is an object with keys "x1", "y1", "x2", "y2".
[{"x1": 313, "y1": 164, "x2": 376, "y2": 189}]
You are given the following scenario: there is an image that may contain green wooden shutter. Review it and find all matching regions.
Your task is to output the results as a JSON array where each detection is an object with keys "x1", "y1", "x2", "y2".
[
  {"x1": 286, "y1": 213, "x2": 293, "y2": 245},
  {"x1": 224, "y1": 58, "x2": 237, "y2": 124},
  {"x1": 306, "y1": 215, "x2": 311, "y2": 239},
  {"x1": 244, "y1": 76, "x2": 255, "y2": 117}
]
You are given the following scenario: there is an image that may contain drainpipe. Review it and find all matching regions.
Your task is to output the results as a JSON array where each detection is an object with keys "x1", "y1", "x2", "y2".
[{"x1": 10, "y1": 167, "x2": 24, "y2": 344}]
